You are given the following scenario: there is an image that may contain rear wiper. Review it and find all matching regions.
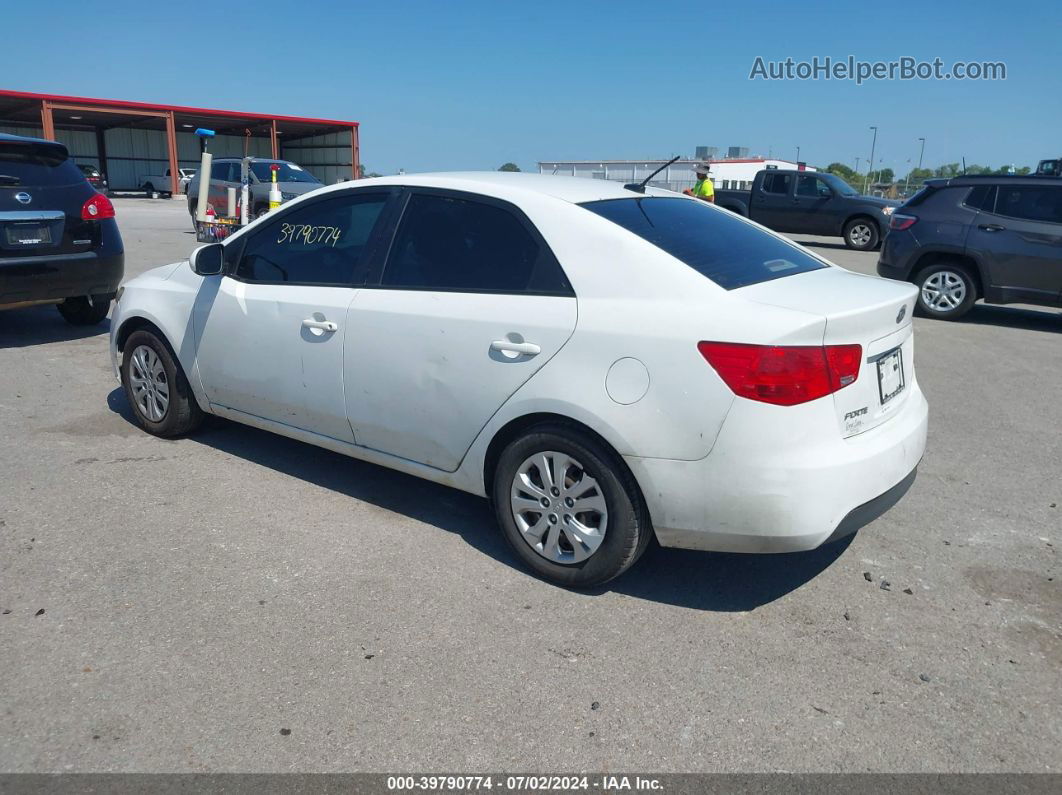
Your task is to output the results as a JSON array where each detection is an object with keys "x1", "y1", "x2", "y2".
[{"x1": 0, "y1": 174, "x2": 21, "y2": 186}]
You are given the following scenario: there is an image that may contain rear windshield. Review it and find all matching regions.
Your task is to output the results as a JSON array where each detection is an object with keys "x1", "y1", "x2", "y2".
[
  {"x1": 0, "y1": 141, "x2": 82, "y2": 187},
  {"x1": 581, "y1": 197, "x2": 828, "y2": 289}
]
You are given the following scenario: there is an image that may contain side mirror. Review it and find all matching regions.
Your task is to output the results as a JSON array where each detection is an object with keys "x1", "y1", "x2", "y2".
[{"x1": 190, "y1": 243, "x2": 224, "y2": 276}]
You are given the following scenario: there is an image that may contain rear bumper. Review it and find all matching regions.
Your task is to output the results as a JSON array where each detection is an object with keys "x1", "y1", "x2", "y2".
[
  {"x1": 876, "y1": 229, "x2": 919, "y2": 281},
  {"x1": 625, "y1": 380, "x2": 928, "y2": 554},
  {"x1": 0, "y1": 247, "x2": 123, "y2": 306}
]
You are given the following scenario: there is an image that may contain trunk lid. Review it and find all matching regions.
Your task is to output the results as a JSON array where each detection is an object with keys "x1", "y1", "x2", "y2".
[{"x1": 736, "y1": 266, "x2": 918, "y2": 437}]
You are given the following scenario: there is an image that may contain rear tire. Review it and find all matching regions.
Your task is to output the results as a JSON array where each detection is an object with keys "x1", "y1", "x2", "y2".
[
  {"x1": 121, "y1": 329, "x2": 204, "y2": 438},
  {"x1": 492, "y1": 423, "x2": 652, "y2": 588},
  {"x1": 843, "y1": 217, "x2": 880, "y2": 251},
  {"x1": 57, "y1": 294, "x2": 112, "y2": 326},
  {"x1": 914, "y1": 262, "x2": 977, "y2": 320}
]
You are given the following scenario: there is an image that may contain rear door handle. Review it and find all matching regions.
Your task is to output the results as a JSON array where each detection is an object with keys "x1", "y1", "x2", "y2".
[
  {"x1": 979, "y1": 224, "x2": 1006, "y2": 232},
  {"x1": 302, "y1": 318, "x2": 338, "y2": 332},
  {"x1": 491, "y1": 340, "x2": 541, "y2": 356}
]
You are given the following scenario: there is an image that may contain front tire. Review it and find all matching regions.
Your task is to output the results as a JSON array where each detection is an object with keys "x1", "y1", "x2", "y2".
[
  {"x1": 914, "y1": 263, "x2": 977, "y2": 320},
  {"x1": 843, "y1": 217, "x2": 880, "y2": 251},
  {"x1": 121, "y1": 330, "x2": 204, "y2": 437},
  {"x1": 57, "y1": 293, "x2": 112, "y2": 325},
  {"x1": 492, "y1": 423, "x2": 652, "y2": 588}
]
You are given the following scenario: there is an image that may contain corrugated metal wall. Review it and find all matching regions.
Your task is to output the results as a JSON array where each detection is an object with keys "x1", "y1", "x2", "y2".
[{"x1": 281, "y1": 129, "x2": 355, "y2": 184}]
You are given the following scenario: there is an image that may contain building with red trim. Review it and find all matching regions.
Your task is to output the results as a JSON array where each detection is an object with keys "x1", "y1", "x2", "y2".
[{"x1": 0, "y1": 90, "x2": 360, "y2": 194}]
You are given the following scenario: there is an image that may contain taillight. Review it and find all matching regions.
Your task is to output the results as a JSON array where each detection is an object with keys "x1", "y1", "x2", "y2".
[
  {"x1": 889, "y1": 213, "x2": 917, "y2": 231},
  {"x1": 698, "y1": 341, "x2": 862, "y2": 406},
  {"x1": 81, "y1": 193, "x2": 115, "y2": 220}
]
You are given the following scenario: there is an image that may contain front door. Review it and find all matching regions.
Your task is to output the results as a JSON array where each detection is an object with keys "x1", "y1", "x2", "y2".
[
  {"x1": 193, "y1": 189, "x2": 393, "y2": 442},
  {"x1": 967, "y1": 184, "x2": 1062, "y2": 303},
  {"x1": 344, "y1": 190, "x2": 578, "y2": 471},
  {"x1": 793, "y1": 174, "x2": 837, "y2": 235}
]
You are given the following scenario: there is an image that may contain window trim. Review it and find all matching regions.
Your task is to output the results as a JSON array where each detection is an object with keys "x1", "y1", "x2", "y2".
[
  {"x1": 223, "y1": 187, "x2": 400, "y2": 288},
  {"x1": 368, "y1": 186, "x2": 575, "y2": 297},
  {"x1": 979, "y1": 184, "x2": 1062, "y2": 226}
]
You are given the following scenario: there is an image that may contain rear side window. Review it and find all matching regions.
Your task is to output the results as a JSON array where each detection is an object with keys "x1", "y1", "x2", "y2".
[
  {"x1": 992, "y1": 186, "x2": 1062, "y2": 224},
  {"x1": 234, "y1": 192, "x2": 388, "y2": 285},
  {"x1": 761, "y1": 173, "x2": 792, "y2": 195},
  {"x1": 0, "y1": 140, "x2": 81, "y2": 187},
  {"x1": 381, "y1": 193, "x2": 572, "y2": 294},
  {"x1": 963, "y1": 184, "x2": 997, "y2": 211},
  {"x1": 581, "y1": 197, "x2": 828, "y2": 290}
]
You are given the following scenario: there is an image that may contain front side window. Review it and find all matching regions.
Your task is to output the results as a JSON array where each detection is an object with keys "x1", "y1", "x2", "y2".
[
  {"x1": 992, "y1": 185, "x2": 1062, "y2": 224},
  {"x1": 797, "y1": 175, "x2": 831, "y2": 197},
  {"x1": 581, "y1": 197, "x2": 828, "y2": 290},
  {"x1": 233, "y1": 193, "x2": 388, "y2": 285},
  {"x1": 381, "y1": 193, "x2": 572, "y2": 294},
  {"x1": 210, "y1": 162, "x2": 232, "y2": 181},
  {"x1": 762, "y1": 173, "x2": 792, "y2": 195}
]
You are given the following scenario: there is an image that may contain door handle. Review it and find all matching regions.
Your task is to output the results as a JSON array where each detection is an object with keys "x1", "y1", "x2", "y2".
[
  {"x1": 302, "y1": 318, "x2": 338, "y2": 332},
  {"x1": 979, "y1": 224, "x2": 1005, "y2": 232},
  {"x1": 491, "y1": 340, "x2": 541, "y2": 356}
]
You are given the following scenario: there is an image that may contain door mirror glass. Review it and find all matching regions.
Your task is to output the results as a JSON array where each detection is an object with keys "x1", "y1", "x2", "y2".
[{"x1": 191, "y1": 243, "x2": 225, "y2": 276}]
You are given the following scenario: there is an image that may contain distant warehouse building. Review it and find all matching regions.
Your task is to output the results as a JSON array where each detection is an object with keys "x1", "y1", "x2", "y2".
[
  {"x1": 0, "y1": 89, "x2": 360, "y2": 194},
  {"x1": 538, "y1": 155, "x2": 814, "y2": 193}
]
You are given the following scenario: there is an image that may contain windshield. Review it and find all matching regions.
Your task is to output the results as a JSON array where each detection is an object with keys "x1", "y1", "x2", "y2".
[
  {"x1": 820, "y1": 173, "x2": 860, "y2": 196},
  {"x1": 581, "y1": 196, "x2": 828, "y2": 289},
  {"x1": 250, "y1": 162, "x2": 320, "y2": 184}
]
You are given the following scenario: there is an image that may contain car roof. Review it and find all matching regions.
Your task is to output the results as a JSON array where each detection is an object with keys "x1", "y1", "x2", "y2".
[
  {"x1": 927, "y1": 175, "x2": 1062, "y2": 188},
  {"x1": 342, "y1": 171, "x2": 674, "y2": 204}
]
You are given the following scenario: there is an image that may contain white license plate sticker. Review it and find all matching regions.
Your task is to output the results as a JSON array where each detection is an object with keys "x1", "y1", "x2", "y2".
[{"x1": 877, "y1": 348, "x2": 905, "y2": 404}]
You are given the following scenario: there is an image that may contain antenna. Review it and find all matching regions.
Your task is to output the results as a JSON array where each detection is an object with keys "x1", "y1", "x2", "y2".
[{"x1": 625, "y1": 155, "x2": 681, "y2": 194}]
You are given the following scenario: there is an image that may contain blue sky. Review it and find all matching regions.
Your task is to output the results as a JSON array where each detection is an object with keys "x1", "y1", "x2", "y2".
[{"x1": 2, "y1": 0, "x2": 1058, "y2": 175}]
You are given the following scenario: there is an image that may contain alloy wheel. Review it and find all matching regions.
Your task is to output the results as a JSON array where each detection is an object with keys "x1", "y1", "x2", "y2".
[
  {"x1": 509, "y1": 451, "x2": 608, "y2": 564},
  {"x1": 921, "y1": 270, "x2": 967, "y2": 312},
  {"x1": 848, "y1": 223, "x2": 873, "y2": 247},
  {"x1": 128, "y1": 345, "x2": 170, "y2": 422}
]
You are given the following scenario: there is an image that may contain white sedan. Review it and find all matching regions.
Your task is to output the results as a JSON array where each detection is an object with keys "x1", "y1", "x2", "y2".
[{"x1": 110, "y1": 172, "x2": 927, "y2": 587}]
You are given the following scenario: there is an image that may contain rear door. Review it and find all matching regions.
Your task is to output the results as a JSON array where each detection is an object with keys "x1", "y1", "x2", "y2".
[
  {"x1": 966, "y1": 184, "x2": 1062, "y2": 303},
  {"x1": 750, "y1": 172, "x2": 795, "y2": 231},
  {"x1": 344, "y1": 189, "x2": 577, "y2": 471}
]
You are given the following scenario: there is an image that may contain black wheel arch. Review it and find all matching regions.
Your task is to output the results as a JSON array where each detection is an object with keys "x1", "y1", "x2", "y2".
[{"x1": 911, "y1": 250, "x2": 985, "y2": 298}]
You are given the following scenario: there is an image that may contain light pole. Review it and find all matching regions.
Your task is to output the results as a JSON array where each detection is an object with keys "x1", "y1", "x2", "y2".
[
  {"x1": 855, "y1": 156, "x2": 861, "y2": 174},
  {"x1": 904, "y1": 136, "x2": 926, "y2": 197},
  {"x1": 864, "y1": 126, "x2": 878, "y2": 194},
  {"x1": 796, "y1": 146, "x2": 801, "y2": 163}
]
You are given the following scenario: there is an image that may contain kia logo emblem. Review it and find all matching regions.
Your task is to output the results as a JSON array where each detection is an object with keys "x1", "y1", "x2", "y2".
[
  {"x1": 15, "y1": 192, "x2": 32, "y2": 205},
  {"x1": 896, "y1": 305, "x2": 907, "y2": 323}
]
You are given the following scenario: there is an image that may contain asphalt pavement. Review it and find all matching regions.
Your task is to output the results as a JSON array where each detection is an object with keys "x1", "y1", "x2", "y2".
[{"x1": 1, "y1": 198, "x2": 1059, "y2": 773}]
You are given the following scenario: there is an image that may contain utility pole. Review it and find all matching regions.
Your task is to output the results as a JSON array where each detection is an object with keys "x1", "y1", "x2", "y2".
[
  {"x1": 903, "y1": 137, "x2": 926, "y2": 197},
  {"x1": 855, "y1": 157, "x2": 861, "y2": 173},
  {"x1": 796, "y1": 145, "x2": 801, "y2": 163},
  {"x1": 864, "y1": 126, "x2": 878, "y2": 194}
]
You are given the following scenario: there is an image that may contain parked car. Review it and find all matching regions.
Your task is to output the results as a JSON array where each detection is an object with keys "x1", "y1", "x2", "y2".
[
  {"x1": 185, "y1": 158, "x2": 321, "y2": 221},
  {"x1": 0, "y1": 133, "x2": 123, "y2": 325},
  {"x1": 140, "y1": 167, "x2": 196, "y2": 197},
  {"x1": 77, "y1": 163, "x2": 108, "y2": 195},
  {"x1": 877, "y1": 175, "x2": 1062, "y2": 319},
  {"x1": 111, "y1": 173, "x2": 926, "y2": 587},
  {"x1": 714, "y1": 169, "x2": 900, "y2": 251},
  {"x1": 1035, "y1": 158, "x2": 1060, "y2": 177}
]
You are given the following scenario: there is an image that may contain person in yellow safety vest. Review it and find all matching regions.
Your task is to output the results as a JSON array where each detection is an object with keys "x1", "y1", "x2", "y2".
[{"x1": 683, "y1": 163, "x2": 715, "y2": 203}]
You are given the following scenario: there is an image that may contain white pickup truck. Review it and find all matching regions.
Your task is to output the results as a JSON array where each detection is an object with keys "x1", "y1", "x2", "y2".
[{"x1": 140, "y1": 168, "x2": 196, "y2": 196}]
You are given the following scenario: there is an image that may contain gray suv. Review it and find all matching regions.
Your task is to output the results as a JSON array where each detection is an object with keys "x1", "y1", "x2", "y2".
[
  {"x1": 877, "y1": 176, "x2": 1062, "y2": 319},
  {"x1": 186, "y1": 158, "x2": 322, "y2": 222}
]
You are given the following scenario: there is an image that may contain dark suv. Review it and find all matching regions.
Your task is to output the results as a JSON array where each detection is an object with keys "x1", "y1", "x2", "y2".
[
  {"x1": 0, "y1": 133, "x2": 123, "y2": 325},
  {"x1": 878, "y1": 176, "x2": 1062, "y2": 320}
]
